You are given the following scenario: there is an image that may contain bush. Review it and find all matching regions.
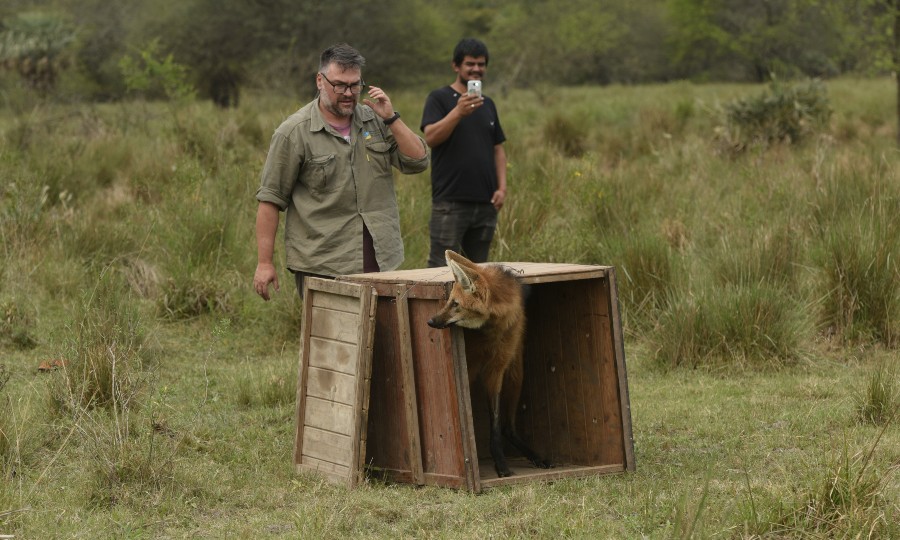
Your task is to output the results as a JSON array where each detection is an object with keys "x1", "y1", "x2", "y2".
[{"x1": 719, "y1": 79, "x2": 832, "y2": 151}]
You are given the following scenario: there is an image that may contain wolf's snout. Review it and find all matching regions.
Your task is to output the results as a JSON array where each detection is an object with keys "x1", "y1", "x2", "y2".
[{"x1": 427, "y1": 317, "x2": 445, "y2": 329}]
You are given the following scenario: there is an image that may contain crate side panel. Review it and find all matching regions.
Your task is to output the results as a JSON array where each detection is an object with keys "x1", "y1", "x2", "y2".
[
  {"x1": 365, "y1": 296, "x2": 415, "y2": 475},
  {"x1": 295, "y1": 279, "x2": 375, "y2": 488},
  {"x1": 517, "y1": 277, "x2": 626, "y2": 468}
]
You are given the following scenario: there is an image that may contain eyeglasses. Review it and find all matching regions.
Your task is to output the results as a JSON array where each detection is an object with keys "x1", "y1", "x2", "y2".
[{"x1": 320, "y1": 72, "x2": 366, "y2": 95}]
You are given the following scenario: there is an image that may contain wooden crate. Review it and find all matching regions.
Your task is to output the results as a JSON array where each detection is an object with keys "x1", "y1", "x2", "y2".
[{"x1": 293, "y1": 262, "x2": 635, "y2": 492}]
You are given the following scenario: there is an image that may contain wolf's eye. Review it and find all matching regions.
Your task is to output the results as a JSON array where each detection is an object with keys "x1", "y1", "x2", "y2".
[{"x1": 451, "y1": 300, "x2": 458, "y2": 308}]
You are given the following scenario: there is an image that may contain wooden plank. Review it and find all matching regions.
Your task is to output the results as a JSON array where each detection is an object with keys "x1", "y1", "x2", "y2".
[
  {"x1": 310, "y1": 307, "x2": 361, "y2": 343},
  {"x1": 293, "y1": 278, "x2": 316, "y2": 468},
  {"x1": 520, "y1": 285, "x2": 554, "y2": 463},
  {"x1": 395, "y1": 287, "x2": 424, "y2": 485},
  {"x1": 450, "y1": 325, "x2": 480, "y2": 493},
  {"x1": 304, "y1": 396, "x2": 355, "y2": 437},
  {"x1": 413, "y1": 320, "x2": 466, "y2": 485},
  {"x1": 306, "y1": 366, "x2": 357, "y2": 405},
  {"x1": 607, "y1": 268, "x2": 636, "y2": 471},
  {"x1": 302, "y1": 426, "x2": 352, "y2": 466},
  {"x1": 542, "y1": 283, "x2": 573, "y2": 463},
  {"x1": 307, "y1": 337, "x2": 358, "y2": 376},
  {"x1": 592, "y1": 276, "x2": 628, "y2": 467},
  {"x1": 479, "y1": 461, "x2": 626, "y2": 489},
  {"x1": 574, "y1": 279, "x2": 611, "y2": 464},
  {"x1": 298, "y1": 457, "x2": 351, "y2": 482},
  {"x1": 311, "y1": 289, "x2": 361, "y2": 312},
  {"x1": 350, "y1": 286, "x2": 378, "y2": 488},
  {"x1": 557, "y1": 281, "x2": 591, "y2": 464}
]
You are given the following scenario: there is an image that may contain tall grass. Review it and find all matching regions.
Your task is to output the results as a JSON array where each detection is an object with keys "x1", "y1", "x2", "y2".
[
  {"x1": 48, "y1": 269, "x2": 149, "y2": 415},
  {"x1": 1, "y1": 78, "x2": 899, "y2": 537}
]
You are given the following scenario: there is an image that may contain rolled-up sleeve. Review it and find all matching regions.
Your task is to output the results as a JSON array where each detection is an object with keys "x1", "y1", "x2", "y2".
[{"x1": 392, "y1": 137, "x2": 429, "y2": 174}]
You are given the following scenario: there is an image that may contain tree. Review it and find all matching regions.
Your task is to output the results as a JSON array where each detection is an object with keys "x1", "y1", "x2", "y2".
[{"x1": 0, "y1": 11, "x2": 75, "y2": 94}]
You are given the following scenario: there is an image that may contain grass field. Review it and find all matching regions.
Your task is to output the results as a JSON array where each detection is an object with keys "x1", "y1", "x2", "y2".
[{"x1": 1, "y1": 77, "x2": 899, "y2": 538}]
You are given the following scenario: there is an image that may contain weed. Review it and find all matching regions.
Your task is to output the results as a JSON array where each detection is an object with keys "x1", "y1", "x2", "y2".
[
  {"x1": 814, "y1": 197, "x2": 900, "y2": 346},
  {"x1": 756, "y1": 438, "x2": 898, "y2": 538},
  {"x1": 857, "y1": 362, "x2": 900, "y2": 426},
  {"x1": 0, "y1": 365, "x2": 9, "y2": 463},
  {"x1": 48, "y1": 269, "x2": 148, "y2": 415}
]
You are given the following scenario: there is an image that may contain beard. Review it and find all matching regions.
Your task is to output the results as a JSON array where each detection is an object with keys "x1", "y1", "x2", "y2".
[{"x1": 323, "y1": 94, "x2": 355, "y2": 119}]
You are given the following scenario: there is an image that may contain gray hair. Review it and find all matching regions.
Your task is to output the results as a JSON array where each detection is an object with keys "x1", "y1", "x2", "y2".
[{"x1": 319, "y1": 43, "x2": 366, "y2": 73}]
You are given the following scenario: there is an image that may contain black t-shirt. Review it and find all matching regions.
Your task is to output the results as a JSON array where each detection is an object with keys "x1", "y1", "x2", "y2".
[{"x1": 420, "y1": 86, "x2": 506, "y2": 203}]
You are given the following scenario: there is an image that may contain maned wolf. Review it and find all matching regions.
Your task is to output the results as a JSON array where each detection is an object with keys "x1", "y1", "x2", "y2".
[{"x1": 427, "y1": 250, "x2": 551, "y2": 477}]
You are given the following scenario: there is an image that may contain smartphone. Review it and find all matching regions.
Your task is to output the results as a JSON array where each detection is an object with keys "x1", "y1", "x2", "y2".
[{"x1": 467, "y1": 80, "x2": 482, "y2": 98}]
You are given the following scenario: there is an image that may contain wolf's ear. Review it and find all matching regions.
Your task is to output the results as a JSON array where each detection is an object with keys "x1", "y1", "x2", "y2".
[
  {"x1": 448, "y1": 257, "x2": 480, "y2": 294},
  {"x1": 444, "y1": 250, "x2": 480, "y2": 272}
]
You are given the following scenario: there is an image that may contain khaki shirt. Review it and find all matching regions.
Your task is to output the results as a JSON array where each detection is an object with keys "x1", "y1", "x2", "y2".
[{"x1": 256, "y1": 99, "x2": 428, "y2": 276}]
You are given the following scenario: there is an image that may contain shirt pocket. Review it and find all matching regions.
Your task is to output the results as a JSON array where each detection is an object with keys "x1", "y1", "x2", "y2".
[
  {"x1": 365, "y1": 140, "x2": 393, "y2": 178},
  {"x1": 301, "y1": 153, "x2": 337, "y2": 193}
]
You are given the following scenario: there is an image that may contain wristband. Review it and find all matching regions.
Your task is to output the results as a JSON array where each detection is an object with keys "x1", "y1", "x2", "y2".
[{"x1": 383, "y1": 112, "x2": 401, "y2": 125}]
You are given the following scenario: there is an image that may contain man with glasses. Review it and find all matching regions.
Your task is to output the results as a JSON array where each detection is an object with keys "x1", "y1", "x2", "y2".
[
  {"x1": 253, "y1": 43, "x2": 428, "y2": 300},
  {"x1": 421, "y1": 38, "x2": 507, "y2": 267}
]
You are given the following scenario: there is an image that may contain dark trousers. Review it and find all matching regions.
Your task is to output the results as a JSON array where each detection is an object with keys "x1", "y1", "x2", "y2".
[{"x1": 427, "y1": 201, "x2": 498, "y2": 267}]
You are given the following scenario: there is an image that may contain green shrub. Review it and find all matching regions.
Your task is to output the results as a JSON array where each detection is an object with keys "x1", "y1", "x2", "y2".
[{"x1": 720, "y1": 79, "x2": 832, "y2": 151}]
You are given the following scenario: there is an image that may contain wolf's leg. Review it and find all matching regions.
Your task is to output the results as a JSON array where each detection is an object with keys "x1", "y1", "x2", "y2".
[{"x1": 488, "y1": 391, "x2": 512, "y2": 477}]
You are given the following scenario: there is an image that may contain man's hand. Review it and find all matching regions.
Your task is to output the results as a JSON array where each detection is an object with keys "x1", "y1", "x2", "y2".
[
  {"x1": 456, "y1": 92, "x2": 483, "y2": 117},
  {"x1": 254, "y1": 262, "x2": 279, "y2": 301},
  {"x1": 491, "y1": 189, "x2": 506, "y2": 210},
  {"x1": 363, "y1": 86, "x2": 395, "y2": 120}
]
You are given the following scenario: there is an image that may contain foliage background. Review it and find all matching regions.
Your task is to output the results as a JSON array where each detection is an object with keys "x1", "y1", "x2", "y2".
[{"x1": 1, "y1": 0, "x2": 898, "y2": 106}]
